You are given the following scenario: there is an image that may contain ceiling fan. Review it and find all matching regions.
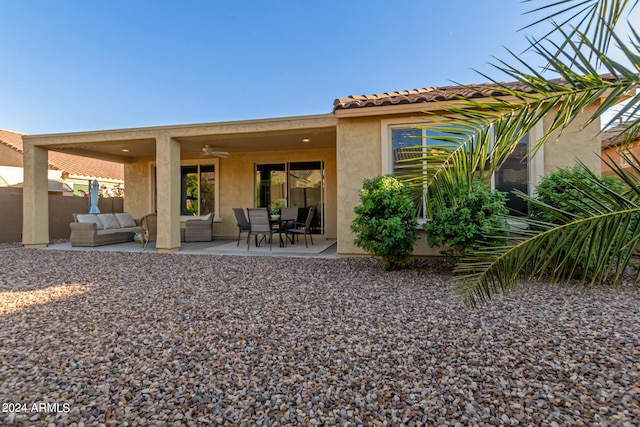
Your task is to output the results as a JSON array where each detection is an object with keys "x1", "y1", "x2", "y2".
[{"x1": 200, "y1": 145, "x2": 230, "y2": 158}]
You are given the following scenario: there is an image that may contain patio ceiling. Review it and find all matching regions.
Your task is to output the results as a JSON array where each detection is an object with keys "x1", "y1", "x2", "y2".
[{"x1": 29, "y1": 114, "x2": 337, "y2": 163}]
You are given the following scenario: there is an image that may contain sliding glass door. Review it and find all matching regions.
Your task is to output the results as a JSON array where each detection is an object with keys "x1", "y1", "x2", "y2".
[
  {"x1": 255, "y1": 161, "x2": 324, "y2": 233},
  {"x1": 255, "y1": 164, "x2": 286, "y2": 210}
]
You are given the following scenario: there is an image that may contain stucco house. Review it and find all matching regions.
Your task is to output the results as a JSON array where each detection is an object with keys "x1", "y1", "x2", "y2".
[
  {"x1": 0, "y1": 128, "x2": 124, "y2": 195},
  {"x1": 21, "y1": 80, "x2": 608, "y2": 255}
]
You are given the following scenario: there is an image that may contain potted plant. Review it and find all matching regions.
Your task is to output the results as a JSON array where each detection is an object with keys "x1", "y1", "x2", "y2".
[{"x1": 269, "y1": 198, "x2": 286, "y2": 220}]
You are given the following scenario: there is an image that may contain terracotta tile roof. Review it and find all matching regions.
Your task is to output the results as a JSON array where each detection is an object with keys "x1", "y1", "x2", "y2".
[
  {"x1": 601, "y1": 123, "x2": 640, "y2": 148},
  {"x1": 0, "y1": 129, "x2": 124, "y2": 181},
  {"x1": 333, "y1": 75, "x2": 621, "y2": 111},
  {"x1": 333, "y1": 81, "x2": 536, "y2": 111},
  {"x1": 0, "y1": 128, "x2": 24, "y2": 153}
]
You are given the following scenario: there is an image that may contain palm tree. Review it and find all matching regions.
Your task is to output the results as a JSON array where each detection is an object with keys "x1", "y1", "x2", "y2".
[{"x1": 403, "y1": 0, "x2": 640, "y2": 306}]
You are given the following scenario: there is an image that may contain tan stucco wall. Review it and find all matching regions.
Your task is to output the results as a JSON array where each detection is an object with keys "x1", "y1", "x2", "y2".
[
  {"x1": 123, "y1": 160, "x2": 153, "y2": 220},
  {"x1": 336, "y1": 118, "x2": 382, "y2": 256},
  {"x1": 22, "y1": 144, "x2": 49, "y2": 247},
  {"x1": 543, "y1": 104, "x2": 602, "y2": 175},
  {"x1": 336, "y1": 106, "x2": 604, "y2": 257},
  {"x1": 124, "y1": 146, "x2": 337, "y2": 242}
]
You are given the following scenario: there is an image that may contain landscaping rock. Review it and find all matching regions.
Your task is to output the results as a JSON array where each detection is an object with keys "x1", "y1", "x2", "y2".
[{"x1": 0, "y1": 247, "x2": 639, "y2": 425}]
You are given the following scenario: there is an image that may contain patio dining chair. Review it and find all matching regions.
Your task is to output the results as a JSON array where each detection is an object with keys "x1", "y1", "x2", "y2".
[
  {"x1": 286, "y1": 206, "x2": 316, "y2": 248},
  {"x1": 233, "y1": 208, "x2": 251, "y2": 246},
  {"x1": 247, "y1": 208, "x2": 277, "y2": 251},
  {"x1": 140, "y1": 213, "x2": 157, "y2": 250},
  {"x1": 278, "y1": 207, "x2": 298, "y2": 244}
]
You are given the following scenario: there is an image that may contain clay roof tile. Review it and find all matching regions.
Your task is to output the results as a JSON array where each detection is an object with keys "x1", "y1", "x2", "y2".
[{"x1": 0, "y1": 129, "x2": 123, "y2": 181}]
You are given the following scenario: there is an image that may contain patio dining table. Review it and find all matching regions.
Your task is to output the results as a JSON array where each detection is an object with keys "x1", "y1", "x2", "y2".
[{"x1": 269, "y1": 216, "x2": 295, "y2": 248}]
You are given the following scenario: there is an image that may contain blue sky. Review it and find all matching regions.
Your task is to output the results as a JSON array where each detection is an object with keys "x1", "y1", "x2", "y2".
[{"x1": 0, "y1": 1, "x2": 563, "y2": 134}]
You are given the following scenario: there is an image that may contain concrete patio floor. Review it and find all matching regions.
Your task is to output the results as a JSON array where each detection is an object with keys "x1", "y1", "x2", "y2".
[{"x1": 43, "y1": 237, "x2": 338, "y2": 258}]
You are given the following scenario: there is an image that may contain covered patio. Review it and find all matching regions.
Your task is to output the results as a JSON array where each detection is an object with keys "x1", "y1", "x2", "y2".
[
  {"x1": 22, "y1": 114, "x2": 338, "y2": 253},
  {"x1": 42, "y1": 238, "x2": 338, "y2": 258}
]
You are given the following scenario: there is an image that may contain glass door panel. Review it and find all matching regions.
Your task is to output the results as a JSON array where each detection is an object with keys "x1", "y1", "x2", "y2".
[
  {"x1": 289, "y1": 161, "x2": 323, "y2": 234},
  {"x1": 199, "y1": 164, "x2": 215, "y2": 216},
  {"x1": 255, "y1": 164, "x2": 286, "y2": 210},
  {"x1": 181, "y1": 165, "x2": 198, "y2": 215}
]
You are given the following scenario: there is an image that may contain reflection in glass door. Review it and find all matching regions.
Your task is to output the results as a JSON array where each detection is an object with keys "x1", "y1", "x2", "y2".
[
  {"x1": 255, "y1": 161, "x2": 324, "y2": 234},
  {"x1": 289, "y1": 161, "x2": 323, "y2": 234},
  {"x1": 255, "y1": 164, "x2": 286, "y2": 210}
]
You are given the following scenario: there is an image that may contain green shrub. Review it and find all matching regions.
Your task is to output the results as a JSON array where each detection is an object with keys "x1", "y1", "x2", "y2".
[
  {"x1": 351, "y1": 175, "x2": 419, "y2": 271},
  {"x1": 528, "y1": 166, "x2": 634, "y2": 277},
  {"x1": 530, "y1": 166, "x2": 627, "y2": 223},
  {"x1": 424, "y1": 180, "x2": 508, "y2": 259}
]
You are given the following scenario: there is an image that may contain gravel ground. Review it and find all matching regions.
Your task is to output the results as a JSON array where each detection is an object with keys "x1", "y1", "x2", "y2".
[{"x1": 1, "y1": 246, "x2": 639, "y2": 426}]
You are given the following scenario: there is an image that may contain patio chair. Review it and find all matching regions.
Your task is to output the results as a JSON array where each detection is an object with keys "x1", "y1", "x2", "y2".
[
  {"x1": 279, "y1": 207, "x2": 298, "y2": 244},
  {"x1": 184, "y1": 213, "x2": 214, "y2": 242},
  {"x1": 286, "y1": 206, "x2": 316, "y2": 247},
  {"x1": 247, "y1": 208, "x2": 277, "y2": 251},
  {"x1": 140, "y1": 213, "x2": 157, "y2": 250},
  {"x1": 233, "y1": 208, "x2": 251, "y2": 246}
]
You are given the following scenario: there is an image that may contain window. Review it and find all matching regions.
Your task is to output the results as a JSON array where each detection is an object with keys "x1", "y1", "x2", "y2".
[
  {"x1": 255, "y1": 161, "x2": 324, "y2": 233},
  {"x1": 391, "y1": 126, "x2": 474, "y2": 219},
  {"x1": 383, "y1": 119, "x2": 542, "y2": 218},
  {"x1": 152, "y1": 160, "x2": 219, "y2": 218},
  {"x1": 392, "y1": 127, "x2": 467, "y2": 176},
  {"x1": 180, "y1": 164, "x2": 215, "y2": 216},
  {"x1": 494, "y1": 134, "x2": 529, "y2": 215}
]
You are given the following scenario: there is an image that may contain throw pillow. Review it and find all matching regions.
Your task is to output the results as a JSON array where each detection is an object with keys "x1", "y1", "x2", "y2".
[
  {"x1": 202, "y1": 213, "x2": 213, "y2": 221},
  {"x1": 98, "y1": 213, "x2": 121, "y2": 230},
  {"x1": 115, "y1": 213, "x2": 137, "y2": 228},
  {"x1": 76, "y1": 214, "x2": 104, "y2": 230}
]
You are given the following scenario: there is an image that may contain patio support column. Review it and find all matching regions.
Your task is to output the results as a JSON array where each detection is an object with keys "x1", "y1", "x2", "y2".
[
  {"x1": 155, "y1": 134, "x2": 181, "y2": 253},
  {"x1": 22, "y1": 142, "x2": 49, "y2": 248}
]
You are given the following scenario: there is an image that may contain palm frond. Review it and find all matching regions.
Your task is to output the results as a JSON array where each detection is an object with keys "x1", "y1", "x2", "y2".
[
  {"x1": 521, "y1": 0, "x2": 636, "y2": 65},
  {"x1": 398, "y1": 20, "x2": 639, "y2": 217},
  {"x1": 394, "y1": 0, "x2": 640, "y2": 307},
  {"x1": 454, "y1": 198, "x2": 640, "y2": 307}
]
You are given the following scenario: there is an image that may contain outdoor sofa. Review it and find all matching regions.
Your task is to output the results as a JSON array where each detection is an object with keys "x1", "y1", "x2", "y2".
[{"x1": 70, "y1": 213, "x2": 142, "y2": 247}]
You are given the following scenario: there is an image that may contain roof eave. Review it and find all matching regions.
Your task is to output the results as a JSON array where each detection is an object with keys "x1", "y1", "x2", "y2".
[{"x1": 333, "y1": 95, "x2": 539, "y2": 118}]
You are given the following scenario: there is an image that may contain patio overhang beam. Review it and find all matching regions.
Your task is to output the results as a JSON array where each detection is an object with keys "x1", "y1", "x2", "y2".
[{"x1": 23, "y1": 114, "x2": 338, "y2": 160}]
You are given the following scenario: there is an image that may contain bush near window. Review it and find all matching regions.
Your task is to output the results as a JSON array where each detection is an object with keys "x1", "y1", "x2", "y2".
[
  {"x1": 351, "y1": 175, "x2": 418, "y2": 271},
  {"x1": 528, "y1": 166, "x2": 635, "y2": 278},
  {"x1": 424, "y1": 180, "x2": 508, "y2": 260},
  {"x1": 529, "y1": 166, "x2": 627, "y2": 223}
]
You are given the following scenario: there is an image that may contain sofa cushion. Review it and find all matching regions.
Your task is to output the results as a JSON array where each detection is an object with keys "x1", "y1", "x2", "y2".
[
  {"x1": 202, "y1": 213, "x2": 213, "y2": 221},
  {"x1": 96, "y1": 227, "x2": 140, "y2": 236},
  {"x1": 120, "y1": 226, "x2": 142, "y2": 233},
  {"x1": 98, "y1": 213, "x2": 121, "y2": 230},
  {"x1": 76, "y1": 214, "x2": 104, "y2": 230},
  {"x1": 115, "y1": 213, "x2": 137, "y2": 228}
]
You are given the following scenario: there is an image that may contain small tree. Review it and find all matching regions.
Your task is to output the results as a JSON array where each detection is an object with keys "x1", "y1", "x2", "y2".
[{"x1": 351, "y1": 175, "x2": 418, "y2": 271}]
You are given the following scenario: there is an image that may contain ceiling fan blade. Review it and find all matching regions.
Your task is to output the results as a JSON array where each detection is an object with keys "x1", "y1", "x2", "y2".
[{"x1": 200, "y1": 145, "x2": 230, "y2": 158}]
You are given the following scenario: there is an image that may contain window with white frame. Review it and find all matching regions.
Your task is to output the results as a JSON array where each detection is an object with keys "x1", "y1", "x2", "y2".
[
  {"x1": 382, "y1": 120, "x2": 542, "y2": 219},
  {"x1": 391, "y1": 127, "x2": 464, "y2": 219}
]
